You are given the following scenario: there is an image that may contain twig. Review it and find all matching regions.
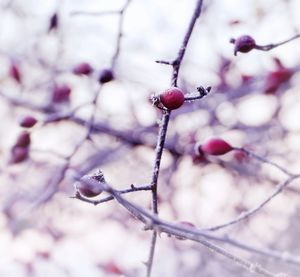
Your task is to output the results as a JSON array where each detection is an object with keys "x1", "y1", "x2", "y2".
[
  {"x1": 111, "y1": 0, "x2": 132, "y2": 69},
  {"x1": 201, "y1": 175, "x2": 300, "y2": 232},
  {"x1": 171, "y1": 0, "x2": 203, "y2": 87},
  {"x1": 255, "y1": 34, "x2": 300, "y2": 51},
  {"x1": 237, "y1": 148, "x2": 295, "y2": 176},
  {"x1": 73, "y1": 184, "x2": 152, "y2": 205},
  {"x1": 71, "y1": 10, "x2": 121, "y2": 17}
]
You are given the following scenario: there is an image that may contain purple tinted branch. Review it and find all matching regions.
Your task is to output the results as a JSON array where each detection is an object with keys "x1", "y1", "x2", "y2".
[
  {"x1": 255, "y1": 34, "x2": 300, "y2": 51},
  {"x1": 171, "y1": 0, "x2": 203, "y2": 87},
  {"x1": 146, "y1": 1, "x2": 205, "y2": 276},
  {"x1": 201, "y1": 175, "x2": 300, "y2": 232},
  {"x1": 73, "y1": 173, "x2": 278, "y2": 276}
]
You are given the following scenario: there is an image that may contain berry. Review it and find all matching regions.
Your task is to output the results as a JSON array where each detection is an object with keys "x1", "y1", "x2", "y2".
[
  {"x1": 10, "y1": 63, "x2": 21, "y2": 83},
  {"x1": 264, "y1": 68, "x2": 292, "y2": 94},
  {"x1": 76, "y1": 175, "x2": 104, "y2": 198},
  {"x1": 19, "y1": 116, "x2": 37, "y2": 128},
  {"x1": 52, "y1": 85, "x2": 71, "y2": 103},
  {"x1": 159, "y1": 87, "x2": 185, "y2": 110},
  {"x1": 73, "y1": 62, "x2": 93, "y2": 75},
  {"x1": 231, "y1": 35, "x2": 256, "y2": 56},
  {"x1": 15, "y1": 131, "x2": 31, "y2": 148},
  {"x1": 233, "y1": 150, "x2": 249, "y2": 163},
  {"x1": 103, "y1": 262, "x2": 123, "y2": 275},
  {"x1": 10, "y1": 146, "x2": 29, "y2": 164},
  {"x1": 99, "y1": 69, "x2": 114, "y2": 84},
  {"x1": 200, "y1": 138, "x2": 233, "y2": 155}
]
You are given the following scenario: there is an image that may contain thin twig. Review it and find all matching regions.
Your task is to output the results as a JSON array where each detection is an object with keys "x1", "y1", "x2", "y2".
[
  {"x1": 111, "y1": 0, "x2": 132, "y2": 69},
  {"x1": 201, "y1": 175, "x2": 300, "y2": 232},
  {"x1": 171, "y1": 0, "x2": 203, "y2": 87},
  {"x1": 255, "y1": 33, "x2": 300, "y2": 51},
  {"x1": 71, "y1": 10, "x2": 121, "y2": 17},
  {"x1": 237, "y1": 147, "x2": 294, "y2": 176},
  {"x1": 73, "y1": 184, "x2": 152, "y2": 205}
]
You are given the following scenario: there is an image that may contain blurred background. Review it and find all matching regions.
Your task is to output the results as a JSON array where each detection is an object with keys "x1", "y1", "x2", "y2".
[{"x1": 0, "y1": 0, "x2": 300, "y2": 276}]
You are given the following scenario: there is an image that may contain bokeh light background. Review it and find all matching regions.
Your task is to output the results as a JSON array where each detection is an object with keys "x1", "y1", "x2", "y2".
[{"x1": 1, "y1": 0, "x2": 300, "y2": 276}]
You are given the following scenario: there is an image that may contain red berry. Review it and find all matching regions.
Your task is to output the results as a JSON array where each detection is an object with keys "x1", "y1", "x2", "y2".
[
  {"x1": 19, "y1": 116, "x2": 37, "y2": 128},
  {"x1": 231, "y1": 35, "x2": 256, "y2": 56},
  {"x1": 264, "y1": 69, "x2": 292, "y2": 94},
  {"x1": 10, "y1": 146, "x2": 29, "y2": 164},
  {"x1": 52, "y1": 85, "x2": 71, "y2": 103},
  {"x1": 99, "y1": 69, "x2": 114, "y2": 84},
  {"x1": 15, "y1": 131, "x2": 31, "y2": 148},
  {"x1": 233, "y1": 150, "x2": 249, "y2": 163},
  {"x1": 10, "y1": 63, "x2": 21, "y2": 83},
  {"x1": 103, "y1": 262, "x2": 123, "y2": 275},
  {"x1": 48, "y1": 13, "x2": 58, "y2": 32},
  {"x1": 201, "y1": 138, "x2": 233, "y2": 155},
  {"x1": 159, "y1": 87, "x2": 185, "y2": 110},
  {"x1": 241, "y1": 74, "x2": 253, "y2": 84},
  {"x1": 76, "y1": 175, "x2": 103, "y2": 198},
  {"x1": 73, "y1": 62, "x2": 93, "y2": 75}
]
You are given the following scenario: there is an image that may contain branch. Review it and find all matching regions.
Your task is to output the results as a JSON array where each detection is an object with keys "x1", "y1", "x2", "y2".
[
  {"x1": 237, "y1": 148, "x2": 295, "y2": 177},
  {"x1": 73, "y1": 184, "x2": 152, "y2": 205},
  {"x1": 73, "y1": 173, "x2": 283, "y2": 277},
  {"x1": 171, "y1": 0, "x2": 203, "y2": 87},
  {"x1": 255, "y1": 34, "x2": 300, "y2": 51},
  {"x1": 146, "y1": 1, "x2": 205, "y2": 275},
  {"x1": 201, "y1": 175, "x2": 300, "y2": 232}
]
